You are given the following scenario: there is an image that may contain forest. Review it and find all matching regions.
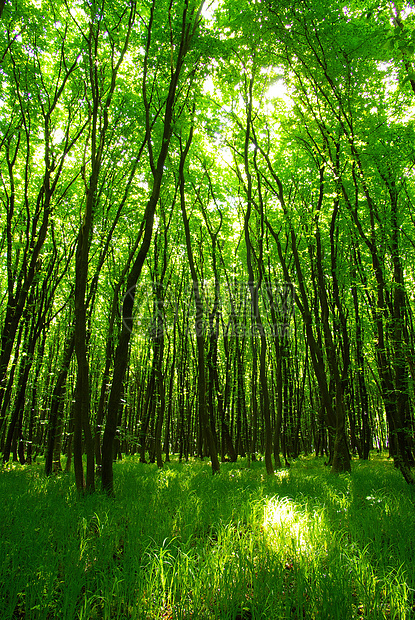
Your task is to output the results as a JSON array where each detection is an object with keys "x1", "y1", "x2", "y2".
[
  {"x1": 2, "y1": 0, "x2": 415, "y2": 618},
  {"x1": 1, "y1": 0, "x2": 415, "y2": 490}
]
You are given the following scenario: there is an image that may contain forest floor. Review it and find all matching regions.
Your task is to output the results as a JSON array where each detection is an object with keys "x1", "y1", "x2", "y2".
[{"x1": 1, "y1": 453, "x2": 414, "y2": 620}]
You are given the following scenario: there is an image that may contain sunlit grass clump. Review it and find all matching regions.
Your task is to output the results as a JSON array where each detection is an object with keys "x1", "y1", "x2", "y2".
[{"x1": 1, "y1": 454, "x2": 415, "y2": 619}]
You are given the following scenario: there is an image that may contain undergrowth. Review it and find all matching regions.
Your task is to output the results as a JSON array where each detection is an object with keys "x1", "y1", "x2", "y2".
[{"x1": 1, "y1": 454, "x2": 415, "y2": 619}]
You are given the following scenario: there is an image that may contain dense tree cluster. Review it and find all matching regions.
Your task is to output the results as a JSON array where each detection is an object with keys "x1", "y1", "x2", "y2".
[{"x1": 1, "y1": 0, "x2": 415, "y2": 492}]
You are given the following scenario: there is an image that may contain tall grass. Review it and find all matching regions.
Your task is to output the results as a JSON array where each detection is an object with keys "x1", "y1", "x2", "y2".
[{"x1": 1, "y1": 454, "x2": 415, "y2": 619}]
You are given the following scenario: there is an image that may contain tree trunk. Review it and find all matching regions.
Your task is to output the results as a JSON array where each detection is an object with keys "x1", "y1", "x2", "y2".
[
  {"x1": 179, "y1": 130, "x2": 220, "y2": 475},
  {"x1": 45, "y1": 332, "x2": 74, "y2": 476}
]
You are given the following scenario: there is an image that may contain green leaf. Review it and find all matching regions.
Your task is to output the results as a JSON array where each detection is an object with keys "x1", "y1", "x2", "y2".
[
  {"x1": 400, "y1": 44, "x2": 414, "y2": 55},
  {"x1": 382, "y1": 37, "x2": 396, "y2": 51},
  {"x1": 402, "y1": 72, "x2": 415, "y2": 85}
]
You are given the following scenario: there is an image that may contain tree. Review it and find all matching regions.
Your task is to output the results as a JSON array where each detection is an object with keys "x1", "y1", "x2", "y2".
[
  {"x1": 2, "y1": 0, "x2": 415, "y2": 488},
  {"x1": 101, "y1": 0, "x2": 208, "y2": 494}
]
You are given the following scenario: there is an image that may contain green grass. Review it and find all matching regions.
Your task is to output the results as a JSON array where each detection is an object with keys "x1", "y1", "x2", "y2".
[{"x1": 1, "y1": 454, "x2": 415, "y2": 619}]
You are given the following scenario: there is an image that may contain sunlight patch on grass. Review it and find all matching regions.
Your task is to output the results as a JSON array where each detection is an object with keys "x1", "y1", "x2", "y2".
[
  {"x1": 261, "y1": 493, "x2": 330, "y2": 577},
  {"x1": 263, "y1": 496, "x2": 309, "y2": 554}
]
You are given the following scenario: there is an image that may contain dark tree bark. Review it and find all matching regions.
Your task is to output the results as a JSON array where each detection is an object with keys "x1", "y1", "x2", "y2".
[
  {"x1": 0, "y1": 42, "x2": 81, "y2": 418},
  {"x1": 102, "y1": 0, "x2": 205, "y2": 493},
  {"x1": 313, "y1": 172, "x2": 350, "y2": 473},
  {"x1": 2, "y1": 273, "x2": 51, "y2": 464},
  {"x1": 341, "y1": 160, "x2": 414, "y2": 482},
  {"x1": 351, "y1": 260, "x2": 370, "y2": 459},
  {"x1": 45, "y1": 331, "x2": 75, "y2": 476},
  {"x1": 179, "y1": 129, "x2": 220, "y2": 475},
  {"x1": 73, "y1": 4, "x2": 136, "y2": 493},
  {"x1": 240, "y1": 77, "x2": 274, "y2": 475}
]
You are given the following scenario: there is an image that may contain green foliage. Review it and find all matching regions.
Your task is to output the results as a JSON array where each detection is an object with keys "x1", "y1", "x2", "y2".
[
  {"x1": 1, "y1": 0, "x2": 415, "y2": 527},
  {"x1": 1, "y1": 456, "x2": 415, "y2": 619}
]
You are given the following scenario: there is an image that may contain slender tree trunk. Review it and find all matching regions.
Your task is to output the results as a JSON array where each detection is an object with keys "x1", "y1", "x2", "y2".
[
  {"x1": 179, "y1": 131, "x2": 220, "y2": 475},
  {"x1": 351, "y1": 262, "x2": 370, "y2": 459},
  {"x1": 3, "y1": 299, "x2": 38, "y2": 464},
  {"x1": 241, "y1": 79, "x2": 273, "y2": 475},
  {"x1": 313, "y1": 182, "x2": 350, "y2": 473},
  {"x1": 45, "y1": 331, "x2": 74, "y2": 476},
  {"x1": 101, "y1": 0, "x2": 204, "y2": 493}
]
